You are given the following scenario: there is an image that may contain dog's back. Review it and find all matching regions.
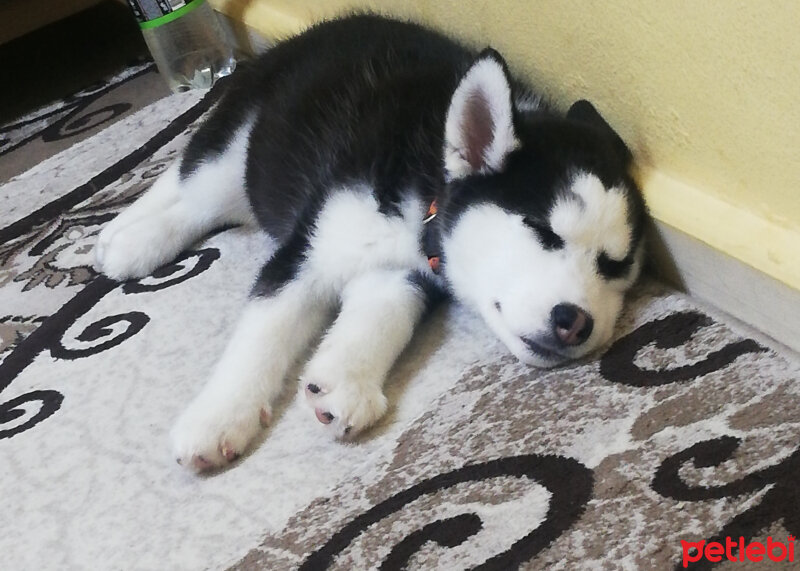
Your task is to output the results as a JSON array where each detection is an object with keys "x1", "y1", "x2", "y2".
[{"x1": 182, "y1": 15, "x2": 482, "y2": 242}]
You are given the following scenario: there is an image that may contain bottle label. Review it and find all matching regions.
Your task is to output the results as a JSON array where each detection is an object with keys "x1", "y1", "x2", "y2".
[{"x1": 127, "y1": 0, "x2": 205, "y2": 28}]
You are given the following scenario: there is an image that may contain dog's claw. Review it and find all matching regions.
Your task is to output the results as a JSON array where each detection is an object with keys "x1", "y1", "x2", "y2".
[
  {"x1": 193, "y1": 455, "x2": 214, "y2": 471},
  {"x1": 259, "y1": 408, "x2": 271, "y2": 427},
  {"x1": 221, "y1": 443, "x2": 239, "y2": 462}
]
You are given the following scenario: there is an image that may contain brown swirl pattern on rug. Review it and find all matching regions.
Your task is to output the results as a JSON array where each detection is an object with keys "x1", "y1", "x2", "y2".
[{"x1": 234, "y1": 287, "x2": 800, "y2": 570}]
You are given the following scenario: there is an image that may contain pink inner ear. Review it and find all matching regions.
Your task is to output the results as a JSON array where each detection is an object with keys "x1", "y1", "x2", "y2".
[{"x1": 463, "y1": 91, "x2": 495, "y2": 171}]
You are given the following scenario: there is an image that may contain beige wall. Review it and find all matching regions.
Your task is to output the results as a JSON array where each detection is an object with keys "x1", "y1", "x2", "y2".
[{"x1": 212, "y1": 0, "x2": 800, "y2": 289}]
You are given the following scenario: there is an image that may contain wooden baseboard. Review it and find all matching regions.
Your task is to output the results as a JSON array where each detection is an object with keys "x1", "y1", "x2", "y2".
[
  {"x1": 649, "y1": 220, "x2": 800, "y2": 355},
  {"x1": 216, "y1": 12, "x2": 272, "y2": 55},
  {"x1": 639, "y1": 168, "x2": 799, "y2": 292},
  {"x1": 210, "y1": 0, "x2": 306, "y2": 40}
]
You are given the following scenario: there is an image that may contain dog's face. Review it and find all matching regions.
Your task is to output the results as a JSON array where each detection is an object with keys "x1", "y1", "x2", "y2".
[{"x1": 439, "y1": 50, "x2": 646, "y2": 367}]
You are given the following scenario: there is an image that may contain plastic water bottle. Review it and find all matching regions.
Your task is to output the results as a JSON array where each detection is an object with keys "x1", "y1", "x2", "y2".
[{"x1": 127, "y1": 0, "x2": 236, "y2": 92}]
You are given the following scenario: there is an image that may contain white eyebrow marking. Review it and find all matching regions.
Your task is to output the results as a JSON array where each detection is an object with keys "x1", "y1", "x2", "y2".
[{"x1": 549, "y1": 171, "x2": 630, "y2": 259}]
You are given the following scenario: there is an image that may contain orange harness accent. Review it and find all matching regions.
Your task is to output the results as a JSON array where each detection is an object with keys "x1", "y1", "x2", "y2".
[{"x1": 424, "y1": 199, "x2": 438, "y2": 221}]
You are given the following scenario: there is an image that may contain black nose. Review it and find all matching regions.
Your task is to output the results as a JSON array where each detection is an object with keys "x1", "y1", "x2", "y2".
[{"x1": 551, "y1": 303, "x2": 593, "y2": 346}]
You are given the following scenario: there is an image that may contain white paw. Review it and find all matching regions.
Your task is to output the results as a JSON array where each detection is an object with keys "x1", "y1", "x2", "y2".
[
  {"x1": 171, "y1": 396, "x2": 269, "y2": 472},
  {"x1": 300, "y1": 371, "x2": 388, "y2": 438},
  {"x1": 95, "y1": 216, "x2": 177, "y2": 280}
]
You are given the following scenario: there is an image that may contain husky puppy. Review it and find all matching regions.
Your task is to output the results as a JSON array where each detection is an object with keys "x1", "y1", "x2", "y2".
[{"x1": 95, "y1": 14, "x2": 646, "y2": 471}]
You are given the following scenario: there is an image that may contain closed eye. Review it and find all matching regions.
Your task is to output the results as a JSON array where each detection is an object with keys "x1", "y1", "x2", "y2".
[
  {"x1": 597, "y1": 251, "x2": 633, "y2": 279},
  {"x1": 522, "y1": 217, "x2": 565, "y2": 250}
]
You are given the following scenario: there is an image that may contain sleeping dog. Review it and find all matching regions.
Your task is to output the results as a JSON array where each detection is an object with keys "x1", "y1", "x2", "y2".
[{"x1": 95, "y1": 14, "x2": 646, "y2": 471}]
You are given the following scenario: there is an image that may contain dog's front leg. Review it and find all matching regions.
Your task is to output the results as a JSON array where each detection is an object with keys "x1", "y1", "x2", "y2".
[
  {"x1": 171, "y1": 272, "x2": 332, "y2": 471},
  {"x1": 300, "y1": 269, "x2": 430, "y2": 437}
]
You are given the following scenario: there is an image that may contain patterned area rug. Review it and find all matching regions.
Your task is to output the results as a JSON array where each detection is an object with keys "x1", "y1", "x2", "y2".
[{"x1": 2, "y1": 88, "x2": 799, "y2": 571}]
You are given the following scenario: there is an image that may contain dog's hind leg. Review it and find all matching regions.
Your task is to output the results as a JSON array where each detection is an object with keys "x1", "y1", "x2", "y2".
[
  {"x1": 95, "y1": 119, "x2": 254, "y2": 280},
  {"x1": 300, "y1": 269, "x2": 430, "y2": 438}
]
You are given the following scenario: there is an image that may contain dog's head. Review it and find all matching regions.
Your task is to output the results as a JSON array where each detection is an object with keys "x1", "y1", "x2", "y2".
[{"x1": 438, "y1": 50, "x2": 646, "y2": 367}]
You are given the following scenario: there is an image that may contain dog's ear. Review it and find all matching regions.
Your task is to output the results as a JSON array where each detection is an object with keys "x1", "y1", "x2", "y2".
[
  {"x1": 567, "y1": 100, "x2": 633, "y2": 166},
  {"x1": 444, "y1": 49, "x2": 518, "y2": 180}
]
